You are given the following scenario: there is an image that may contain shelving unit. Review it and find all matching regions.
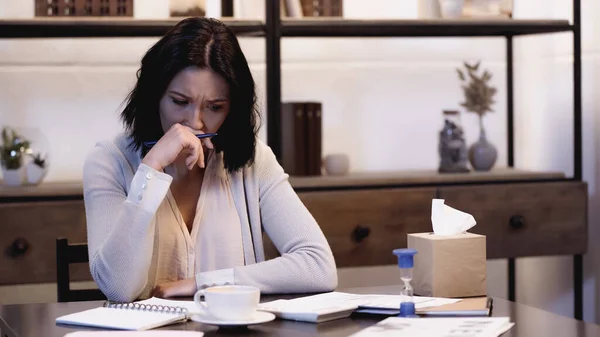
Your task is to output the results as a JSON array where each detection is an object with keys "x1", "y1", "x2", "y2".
[
  {"x1": 0, "y1": 18, "x2": 265, "y2": 38},
  {"x1": 0, "y1": 0, "x2": 584, "y2": 320},
  {"x1": 263, "y1": 0, "x2": 584, "y2": 321}
]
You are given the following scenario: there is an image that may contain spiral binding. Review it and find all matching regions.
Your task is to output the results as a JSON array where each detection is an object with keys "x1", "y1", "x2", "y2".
[{"x1": 103, "y1": 301, "x2": 189, "y2": 315}]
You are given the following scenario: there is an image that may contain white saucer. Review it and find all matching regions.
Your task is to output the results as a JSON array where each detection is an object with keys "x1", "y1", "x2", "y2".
[{"x1": 190, "y1": 311, "x2": 276, "y2": 327}]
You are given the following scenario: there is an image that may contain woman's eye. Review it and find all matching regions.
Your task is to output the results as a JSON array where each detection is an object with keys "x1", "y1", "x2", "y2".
[
  {"x1": 208, "y1": 105, "x2": 224, "y2": 112},
  {"x1": 171, "y1": 98, "x2": 188, "y2": 106}
]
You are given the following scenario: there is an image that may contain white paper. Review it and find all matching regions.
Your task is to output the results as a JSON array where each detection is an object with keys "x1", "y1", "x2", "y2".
[
  {"x1": 349, "y1": 317, "x2": 514, "y2": 337},
  {"x1": 64, "y1": 332, "x2": 204, "y2": 337},
  {"x1": 258, "y1": 292, "x2": 460, "y2": 314},
  {"x1": 431, "y1": 199, "x2": 477, "y2": 235}
]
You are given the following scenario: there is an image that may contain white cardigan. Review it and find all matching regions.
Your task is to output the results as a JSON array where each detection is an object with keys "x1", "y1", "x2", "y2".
[{"x1": 82, "y1": 133, "x2": 338, "y2": 302}]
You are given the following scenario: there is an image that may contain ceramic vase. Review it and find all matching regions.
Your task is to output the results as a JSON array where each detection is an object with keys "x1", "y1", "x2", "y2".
[
  {"x1": 2, "y1": 167, "x2": 25, "y2": 186},
  {"x1": 26, "y1": 163, "x2": 47, "y2": 185},
  {"x1": 438, "y1": 0, "x2": 465, "y2": 18},
  {"x1": 469, "y1": 122, "x2": 497, "y2": 171},
  {"x1": 323, "y1": 154, "x2": 350, "y2": 176}
]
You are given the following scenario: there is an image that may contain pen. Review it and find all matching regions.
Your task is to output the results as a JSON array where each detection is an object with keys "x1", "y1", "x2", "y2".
[{"x1": 143, "y1": 132, "x2": 218, "y2": 148}]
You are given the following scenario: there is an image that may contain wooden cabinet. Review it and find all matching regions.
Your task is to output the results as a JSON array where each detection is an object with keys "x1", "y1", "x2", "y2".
[
  {"x1": 296, "y1": 187, "x2": 435, "y2": 267},
  {"x1": 0, "y1": 171, "x2": 589, "y2": 287},
  {"x1": 289, "y1": 171, "x2": 588, "y2": 268},
  {"x1": 0, "y1": 200, "x2": 91, "y2": 285},
  {"x1": 437, "y1": 181, "x2": 588, "y2": 259}
]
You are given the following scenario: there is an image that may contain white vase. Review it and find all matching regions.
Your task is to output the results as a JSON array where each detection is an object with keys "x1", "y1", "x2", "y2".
[
  {"x1": 439, "y1": 0, "x2": 465, "y2": 18},
  {"x1": 323, "y1": 154, "x2": 350, "y2": 176},
  {"x1": 2, "y1": 167, "x2": 25, "y2": 186},
  {"x1": 26, "y1": 163, "x2": 47, "y2": 185},
  {"x1": 419, "y1": 0, "x2": 442, "y2": 19}
]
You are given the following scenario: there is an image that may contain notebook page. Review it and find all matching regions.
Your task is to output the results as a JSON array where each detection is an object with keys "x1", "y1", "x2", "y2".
[{"x1": 55, "y1": 307, "x2": 186, "y2": 331}]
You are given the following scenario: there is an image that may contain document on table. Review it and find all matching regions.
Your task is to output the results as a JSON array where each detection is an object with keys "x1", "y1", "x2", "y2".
[
  {"x1": 257, "y1": 292, "x2": 460, "y2": 323},
  {"x1": 349, "y1": 317, "x2": 515, "y2": 337}
]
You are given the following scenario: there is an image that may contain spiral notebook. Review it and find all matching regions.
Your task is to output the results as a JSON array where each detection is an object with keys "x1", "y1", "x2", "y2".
[{"x1": 55, "y1": 297, "x2": 199, "y2": 331}]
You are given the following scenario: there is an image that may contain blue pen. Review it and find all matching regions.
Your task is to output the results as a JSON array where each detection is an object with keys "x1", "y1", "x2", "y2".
[{"x1": 143, "y1": 132, "x2": 218, "y2": 148}]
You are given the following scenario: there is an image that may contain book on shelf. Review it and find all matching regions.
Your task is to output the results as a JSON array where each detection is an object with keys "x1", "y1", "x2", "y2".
[
  {"x1": 300, "y1": 0, "x2": 343, "y2": 17},
  {"x1": 280, "y1": 101, "x2": 322, "y2": 177}
]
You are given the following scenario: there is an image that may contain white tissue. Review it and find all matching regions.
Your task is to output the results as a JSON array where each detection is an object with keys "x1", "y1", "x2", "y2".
[{"x1": 431, "y1": 199, "x2": 476, "y2": 235}]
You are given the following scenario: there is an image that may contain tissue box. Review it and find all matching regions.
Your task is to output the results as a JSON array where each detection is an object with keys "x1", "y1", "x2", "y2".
[{"x1": 407, "y1": 232, "x2": 486, "y2": 298}]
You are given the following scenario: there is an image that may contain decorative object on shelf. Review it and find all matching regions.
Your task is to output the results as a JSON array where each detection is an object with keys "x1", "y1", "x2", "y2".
[
  {"x1": 457, "y1": 60, "x2": 498, "y2": 171},
  {"x1": 300, "y1": 0, "x2": 342, "y2": 17},
  {"x1": 323, "y1": 153, "x2": 349, "y2": 176},
  {"x1": 438, "y1": 110, "x2": 469, "y2": 173},
  {"x1": 463, "y1": 0, "x2": 513, "y2": 19},
  {"x1": 418, "y1": 0, "x2": 442, "y2": 19},
  {"x1": 438, "y1": 0, "x2": 465, "y2": 19},
  {"x1": 0, "y1": 127, "x2": 30, "y2": 186},
  {"x1": 35, "y1": 0, "x2": 133, "y2": 17},
  {"x1": 26, "y1": 152, "x2": 48, "y2": 185},
  {"x1": 170, "y1": 0, "x2": 205, "y2": 17},
  {"x1": 0, "y1": 126, "x2": 50, "y2": 186}
]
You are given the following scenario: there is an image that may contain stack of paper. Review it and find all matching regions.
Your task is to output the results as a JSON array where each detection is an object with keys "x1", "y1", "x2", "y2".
[
  {"x1": 349, "y1": 317, "x2": 514, "y2": 337},
  {"x1": 257, "y1": 292, "x2": 465, "y2": 323}
]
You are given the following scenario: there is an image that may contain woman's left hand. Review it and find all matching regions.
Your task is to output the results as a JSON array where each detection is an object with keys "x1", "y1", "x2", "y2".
[{"x1": 152, "y1": 278, "x2": 196, "y2": 298}]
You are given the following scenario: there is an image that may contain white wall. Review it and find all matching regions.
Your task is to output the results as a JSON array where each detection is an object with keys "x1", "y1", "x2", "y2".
[{"x1": 1, "y1": 0, "x2": 598, "y2": 322}]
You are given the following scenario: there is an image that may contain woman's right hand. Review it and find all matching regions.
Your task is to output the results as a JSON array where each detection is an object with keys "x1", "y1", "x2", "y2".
[{"x1": 141, "y1": 123, "x2": 214, "y2": 171}]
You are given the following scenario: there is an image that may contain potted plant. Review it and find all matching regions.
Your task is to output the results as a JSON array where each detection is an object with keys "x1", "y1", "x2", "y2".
[
  {"x1": 457, "y1": 60, "x2": 498, "y2": 171},
  {"x1": 0, "y1": 127, "x2": 30, "y2": 186}
]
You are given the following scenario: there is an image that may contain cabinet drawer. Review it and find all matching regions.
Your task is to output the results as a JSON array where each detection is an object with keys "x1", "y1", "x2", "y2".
[
  {"x1": 296, "y1": 188, "x2": 436, "y2": 267},
  {"x1": 0, "y1": 200, "x2": 91, "y2": 285},
  {"x1": 438, "y1": 181, "x2": 587, "y2": 258}
]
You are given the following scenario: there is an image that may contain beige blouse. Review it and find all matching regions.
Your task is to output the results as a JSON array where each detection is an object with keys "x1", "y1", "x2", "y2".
[{"x1": 151, "y1": 150, "x2": 245, "y2": 289}]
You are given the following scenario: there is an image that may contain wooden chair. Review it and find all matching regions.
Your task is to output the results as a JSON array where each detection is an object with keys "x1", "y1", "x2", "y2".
[{"x1": 56, "y1": 237, "x2": 106, "y2": 302}]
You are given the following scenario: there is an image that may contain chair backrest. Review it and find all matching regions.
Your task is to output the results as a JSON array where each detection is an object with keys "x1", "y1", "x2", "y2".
[{"x1": 56, "y1": 237, "x2": 106, "y2": 302}]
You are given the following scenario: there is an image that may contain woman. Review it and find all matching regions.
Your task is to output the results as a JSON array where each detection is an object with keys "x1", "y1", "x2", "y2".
[{"x1": 83, "y1": 17, "x2": 337, "y2": 302}]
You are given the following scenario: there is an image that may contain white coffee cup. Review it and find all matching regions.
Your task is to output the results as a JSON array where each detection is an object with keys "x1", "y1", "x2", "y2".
[{"x1": 193, "y1": 285, "x2": 260, "y2": 321}]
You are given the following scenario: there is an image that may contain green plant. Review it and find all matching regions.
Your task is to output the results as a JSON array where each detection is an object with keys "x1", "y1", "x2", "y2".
[
  {"x1": 456, "y1": 61, "x2": 498, "y2": 124},
  {"x1": 0, "y1": 127, "x2": 30, "y2": 170}
]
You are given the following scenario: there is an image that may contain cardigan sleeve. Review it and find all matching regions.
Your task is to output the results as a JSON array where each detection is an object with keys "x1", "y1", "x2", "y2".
[
  {"x1": 83, "y1": 142, "x2": 172, "y2": 302},
  {"x1": 231, "y1": 142, "x2": 338, "y2": 293}
]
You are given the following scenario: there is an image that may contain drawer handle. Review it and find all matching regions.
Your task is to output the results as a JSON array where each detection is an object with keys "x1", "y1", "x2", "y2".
[
  {"x1": 7, "y1": 237, "x2": 30, "y2": 258},
  {"x1": 351, "y1": 225, "x2": 371, "y2": 243},
  {"x1": 509, "y1": 215, "x2": 526, "y2": 230}
]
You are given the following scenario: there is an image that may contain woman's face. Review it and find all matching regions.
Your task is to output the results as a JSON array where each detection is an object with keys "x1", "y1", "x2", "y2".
[{"x1": 159, "y1": 66, "x2": 230, "y2": 134}]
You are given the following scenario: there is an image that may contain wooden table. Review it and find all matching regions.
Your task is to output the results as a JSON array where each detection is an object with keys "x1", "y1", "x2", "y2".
[{"x1": 1, "y1": 285, "x2": 600, "y2": 337}]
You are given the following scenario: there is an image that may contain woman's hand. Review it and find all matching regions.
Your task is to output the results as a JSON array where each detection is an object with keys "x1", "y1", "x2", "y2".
[
  {"x1": 152, "y1": 278, "x2": 197, "y2": 298},
  {"x1": 141, "y1": 123, "x2": 214, "y2": 171}
]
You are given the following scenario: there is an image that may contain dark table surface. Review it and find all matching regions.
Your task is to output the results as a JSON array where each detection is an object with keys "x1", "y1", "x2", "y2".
[{"x1": 2, "y1": 285, "x2": 600, "y2": 337}]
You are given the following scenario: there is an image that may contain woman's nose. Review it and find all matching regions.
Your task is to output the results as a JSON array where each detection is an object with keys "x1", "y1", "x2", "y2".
[{"x1": 186, "y1": 105, "x2": 204, "y2": 130}]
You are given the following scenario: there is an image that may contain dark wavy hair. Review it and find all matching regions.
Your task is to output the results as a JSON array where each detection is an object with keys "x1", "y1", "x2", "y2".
[{"x1": 120, "y1": 17, "x2": 260, "y2": 172}]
